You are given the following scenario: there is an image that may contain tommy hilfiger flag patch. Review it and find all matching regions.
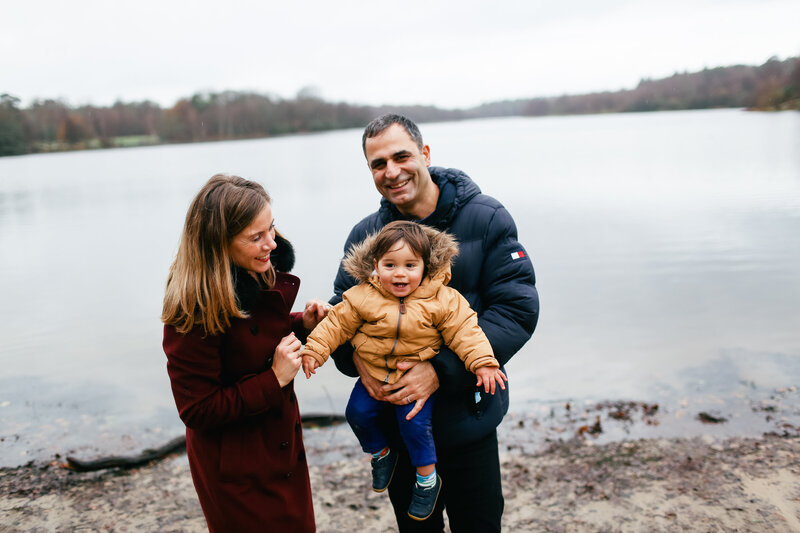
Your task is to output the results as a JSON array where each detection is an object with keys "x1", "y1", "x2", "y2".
[{"x1": 511, "y1": 251, "x2": 526, "y2": 260}]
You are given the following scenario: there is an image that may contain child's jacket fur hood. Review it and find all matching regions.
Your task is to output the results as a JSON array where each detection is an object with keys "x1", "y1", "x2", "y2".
[{"x1": 341, "y1": 224, "x2": 460, "y2": 286}]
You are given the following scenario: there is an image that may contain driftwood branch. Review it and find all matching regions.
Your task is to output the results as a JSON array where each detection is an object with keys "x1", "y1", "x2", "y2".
[
  {"x1": 63, "y1": 413, "x2": 345, "y2": 472},
  {"x1": 65, "y1": 435, "x2": 186, "y2": 472}
]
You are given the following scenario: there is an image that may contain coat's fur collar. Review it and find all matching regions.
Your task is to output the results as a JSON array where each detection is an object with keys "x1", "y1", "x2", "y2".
[
  {"x1": 271, "y1": 231, "x2": 295, "y2": 273},
  {"x1": 342, "y1": 224, "x2": 459, "y2": 284}
]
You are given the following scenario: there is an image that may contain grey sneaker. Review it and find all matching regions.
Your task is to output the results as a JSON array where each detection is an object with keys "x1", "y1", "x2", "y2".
[
  {"x1": 371, "y1": 449, "x2": 398, "y2": 492},
  {"x1": 407, "y1": 474, "x2": 442, "y2": 521}
]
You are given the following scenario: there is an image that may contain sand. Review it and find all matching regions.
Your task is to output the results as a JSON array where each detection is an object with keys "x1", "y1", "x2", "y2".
[
  {"x1": 1, "y1": 428, "x2": 799, "y2": 532},
  {"x1": 3, "y1": 394, "x2": 800, "y2": 532}
]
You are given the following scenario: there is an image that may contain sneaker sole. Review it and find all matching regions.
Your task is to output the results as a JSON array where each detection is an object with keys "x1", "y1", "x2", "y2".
[
  {"x1": 407, "y1": 476, "x2": 442, "y2": 521},
  {"x1": 372, "y1": 456, "x2": 398, "y2": 493}
]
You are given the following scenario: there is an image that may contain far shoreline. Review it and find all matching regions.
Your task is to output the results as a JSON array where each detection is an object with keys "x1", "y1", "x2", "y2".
[
  {"x1": 5, "y1": 106, "x2": 797, "y2": 160},
  {"x1": 4, "y1": 54, "x2": 798, "y2": 159}
]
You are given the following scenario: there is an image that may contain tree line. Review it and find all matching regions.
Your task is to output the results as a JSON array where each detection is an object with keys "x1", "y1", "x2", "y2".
[
  {"x1": 473, "y1": 56, "x2": 800, "y2": 118},
  {"x1": 1, "y1": 56, "x2": 797, "y2": 157}
]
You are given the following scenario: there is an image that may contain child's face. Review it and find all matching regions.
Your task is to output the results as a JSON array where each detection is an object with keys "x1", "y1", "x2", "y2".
[{"x1": 373, "y1": 240, "x2": 424, "y2": 298}]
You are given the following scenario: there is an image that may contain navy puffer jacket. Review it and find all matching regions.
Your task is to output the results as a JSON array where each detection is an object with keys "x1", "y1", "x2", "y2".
[{"x1": 330, "y1": 167, "x2": 539, "y2": 448}]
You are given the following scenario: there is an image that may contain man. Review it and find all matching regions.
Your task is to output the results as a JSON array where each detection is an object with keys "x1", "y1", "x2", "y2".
[{"x1": 330, "y1": 114, "x2": 538, "y2": 532}]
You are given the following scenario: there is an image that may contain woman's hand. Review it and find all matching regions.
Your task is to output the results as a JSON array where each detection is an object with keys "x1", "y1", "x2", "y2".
[
  {"x1": 302, "y1": 299, "x2": 331, "y2": 331},
  {"x1": 272, "y1": 333, "x2": 302, "y2": 387},
  {"x1": 475, "y1": 366, "x2": 507, "y2": 394},
  {"x1": 383, "y1": 360, "x2": 440, "y2": 420},
  {"x1": 302, "y1": 355, "x2": 319, "y2": 379}
]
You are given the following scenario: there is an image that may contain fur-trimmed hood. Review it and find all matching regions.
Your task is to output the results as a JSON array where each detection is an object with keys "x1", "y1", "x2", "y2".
[
  {"x1": 341, "y1": 224, "x2": 459, "y2": 288},
  {"x1": 303, "y1": 222, "x2": 496, "y2": 385}
]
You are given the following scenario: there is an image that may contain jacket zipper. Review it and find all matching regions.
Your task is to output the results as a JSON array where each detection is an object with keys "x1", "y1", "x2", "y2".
[{"x1": 384, "y1": 297, "x2": 406, "y2": 383}]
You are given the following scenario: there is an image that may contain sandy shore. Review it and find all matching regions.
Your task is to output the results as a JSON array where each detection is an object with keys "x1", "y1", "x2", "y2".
[
  {"x1": 1, "y1": 427, "x2": 799, "y2": 532},
  {"x1": 3, "y1": 396, "x2": 800, "y2": 532}
]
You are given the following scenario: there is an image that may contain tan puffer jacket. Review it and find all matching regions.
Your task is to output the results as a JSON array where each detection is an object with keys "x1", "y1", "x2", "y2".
[{"x1": 303, "y1": 225, "x2": 497, "y2": 384}]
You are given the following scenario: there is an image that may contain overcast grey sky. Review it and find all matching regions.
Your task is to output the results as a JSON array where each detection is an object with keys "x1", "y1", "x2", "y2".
[{"x1": 2, "y1": 0, "x2": 798, "y2": 109}]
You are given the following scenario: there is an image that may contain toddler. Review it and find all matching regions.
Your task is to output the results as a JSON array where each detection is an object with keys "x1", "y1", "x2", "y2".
[{"x1": 302, "y1": 220, "x2": 506, "y2": 521}]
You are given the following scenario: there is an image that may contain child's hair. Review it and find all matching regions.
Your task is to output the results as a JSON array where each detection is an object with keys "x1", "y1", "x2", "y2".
[{"x1": 371, "y1": 221, "x2": 432, "y2": 271}]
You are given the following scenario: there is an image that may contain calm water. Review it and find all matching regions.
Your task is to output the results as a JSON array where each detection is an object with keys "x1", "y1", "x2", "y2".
[{"x1": 1, "y1": 109, "x2": 799, "y2": 466}]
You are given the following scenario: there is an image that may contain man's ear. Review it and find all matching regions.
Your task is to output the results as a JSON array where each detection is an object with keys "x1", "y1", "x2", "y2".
[{"x1": 422, "y1": 145, "x2": 431, "y2": 166}]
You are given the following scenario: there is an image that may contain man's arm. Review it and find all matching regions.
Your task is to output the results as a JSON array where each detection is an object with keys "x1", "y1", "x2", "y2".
[
  {"x1": 477, "y1": 206, "x2": 539, "y2": 364},
  {"x1": 429, "y1": 205, "x2": 539, "y2": 389}
]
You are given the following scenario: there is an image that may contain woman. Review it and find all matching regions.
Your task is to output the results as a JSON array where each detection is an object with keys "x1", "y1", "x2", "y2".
[{"x1": 162, "y1": 174, "x2": 327, "y2": 532}]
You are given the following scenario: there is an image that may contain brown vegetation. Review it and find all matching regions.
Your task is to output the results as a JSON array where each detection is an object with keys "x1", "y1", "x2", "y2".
[{"x1": 1, "y1": 56, "x2": 798, "y2": 157}]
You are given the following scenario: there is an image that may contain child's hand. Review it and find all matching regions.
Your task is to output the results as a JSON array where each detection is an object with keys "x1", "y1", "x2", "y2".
[
  {"x1": 302, "y1": 355, "x2": 319, "y2": 379},
  {"x1": 475, "y1": 367, "x2": 507, "y2": 394}
]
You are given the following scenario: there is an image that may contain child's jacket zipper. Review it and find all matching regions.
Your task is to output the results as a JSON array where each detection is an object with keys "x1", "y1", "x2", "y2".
[{"x1": 383, "y1": 297, "x2": 406, "y2": 382}]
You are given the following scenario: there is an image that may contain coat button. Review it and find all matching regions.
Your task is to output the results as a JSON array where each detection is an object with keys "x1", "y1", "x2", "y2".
[
  {"x1": 284, "y1": 471, "x2": 293, "y2": 479},
  {"x1": 249, "y1": 326, "x2": 258, "y2": 335},
  {"x1": 295, "y1": 422, "x2": 301, "y2": 432},
  {"x1": 280, "y1": 441, "x2": 289, "y2": 450}
]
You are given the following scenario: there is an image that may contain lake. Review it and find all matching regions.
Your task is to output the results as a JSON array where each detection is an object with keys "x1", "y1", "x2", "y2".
[{"x1": 1, "y1": 109, "x2": 799, "y2": 467}]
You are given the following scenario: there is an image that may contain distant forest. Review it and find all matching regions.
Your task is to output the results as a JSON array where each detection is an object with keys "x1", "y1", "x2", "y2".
[{"x1": 1, "y1": 56, "x2": 798, "y2": 157}]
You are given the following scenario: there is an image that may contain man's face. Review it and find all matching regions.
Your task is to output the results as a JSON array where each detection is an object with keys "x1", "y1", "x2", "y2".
[{"x1": 364, "y1": 124, "x2": 432, "y2": 214}]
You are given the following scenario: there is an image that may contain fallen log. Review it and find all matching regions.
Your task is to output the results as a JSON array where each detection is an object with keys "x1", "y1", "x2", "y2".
[
  {"x1": 63, "y1": 413, "x2": 346, "y2": 472},
  {"x1": 299, "y1": 413, "x2": 347, "y2": 428},
  {"x1": 65, "y1": 435, "x2": 186, "y2": 472}
]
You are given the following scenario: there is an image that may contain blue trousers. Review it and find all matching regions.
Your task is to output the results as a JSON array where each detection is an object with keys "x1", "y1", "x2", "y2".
[{"x1": 345, "y1": 379, "x2": 437, "y2": 467}]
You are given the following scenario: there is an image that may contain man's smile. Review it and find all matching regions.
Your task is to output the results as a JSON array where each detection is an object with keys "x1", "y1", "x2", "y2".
[{"x1": 387, "y1": 178, "x2": 410, "y2": 190}]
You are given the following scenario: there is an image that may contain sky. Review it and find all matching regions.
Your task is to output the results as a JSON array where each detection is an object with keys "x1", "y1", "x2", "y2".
[{"x1": 2, "y1": 0, "x2": 798, "y2": 110}]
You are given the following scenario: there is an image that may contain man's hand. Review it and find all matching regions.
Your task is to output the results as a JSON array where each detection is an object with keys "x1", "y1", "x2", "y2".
[
  {"x1": 353, "y1": 353, "x2": 386, "y2": 401},
  {"x1": 383, "y1": 360, "x2": 440, "y2": 420}
]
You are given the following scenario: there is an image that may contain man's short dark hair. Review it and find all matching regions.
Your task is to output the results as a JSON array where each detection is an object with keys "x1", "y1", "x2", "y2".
[{"x1": 362, "y1": 114, "x2": 424, "y2": 156}]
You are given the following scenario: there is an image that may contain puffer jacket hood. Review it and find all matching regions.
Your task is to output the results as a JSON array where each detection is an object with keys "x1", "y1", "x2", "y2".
[
  {"x1": 341, "y1": 223, "x2": 460, "y2": 286},
  {"x1": 377, "y1": 167, "x2": 482, "y2": 230}
]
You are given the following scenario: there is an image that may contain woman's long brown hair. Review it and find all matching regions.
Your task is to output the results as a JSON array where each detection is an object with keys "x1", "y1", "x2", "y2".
[{"x1": 161, "y1": 174, "x2": 275, "y2": 335}]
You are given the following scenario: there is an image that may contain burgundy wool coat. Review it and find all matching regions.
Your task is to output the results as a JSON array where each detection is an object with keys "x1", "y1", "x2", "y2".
[{"x1": 164, "y1": 271, "x2": 315, "y2": 533}]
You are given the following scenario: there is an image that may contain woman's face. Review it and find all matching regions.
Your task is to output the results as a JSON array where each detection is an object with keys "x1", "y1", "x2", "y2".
[{"x1": 229, "y1": 204, "x2": 276, "y2": 278}]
